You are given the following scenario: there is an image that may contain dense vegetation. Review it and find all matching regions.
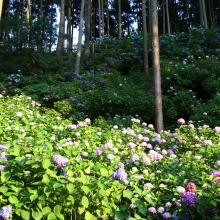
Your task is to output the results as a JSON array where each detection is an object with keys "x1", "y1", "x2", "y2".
[{"x1": 0, "y1": 27, "x2": 220, "y2": 219}]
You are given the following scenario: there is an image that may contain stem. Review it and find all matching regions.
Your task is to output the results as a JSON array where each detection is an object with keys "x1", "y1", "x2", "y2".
[{"x1": 74, "y1": 209, "x2": 77, "y2": 220}]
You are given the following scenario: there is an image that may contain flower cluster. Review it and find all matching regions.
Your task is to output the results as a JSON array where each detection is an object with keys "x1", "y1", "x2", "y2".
[
  {"x1": 0, "y1": 205, "x2": 12, "y2": 219},
  {"x1": 112, "y1": 163, "x2": 128, "y2": 184},
  {"x1": 52, "y1": 155, "x2": 69, "y2": 168}
]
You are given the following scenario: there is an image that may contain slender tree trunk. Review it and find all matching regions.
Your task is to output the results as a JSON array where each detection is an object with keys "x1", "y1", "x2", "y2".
[
  {"x1": 207, "y1": 0, "x2": 212, "y2": 26},
  {"x1": 101, "y1": 0, "x2": 104, "y2": 37},
  {"x1": 85, "y1": 0, "x2": 91, "y2": 54},
  {"x1": 210, "y1": 0, "x2": 215, "y2": 27},
  {"x1": 67, "y1": 0, "x2": 72, "y2": 49},
  {"x1": 166, "y1": 0, "x2": 170, "y2": 34},
  {"x1": 151, "y1": 0, "x2": 164, "y2": 133},
  {"x1": 0, "y1": 0, "x2": 3, "y2": 20},
  {"x1": 201, "y1": 0, "x2": 208, "y2": 28},
  {"x1": 142, "y1": 0, "x2": 148, "y2": 75},
  {"x1": 75, "y1": 0, "x2": 85, "y2": 74},
  {"x1": 118, "y1": 0, "x2": 121, "y2": 37},
  {"x1": 98, "y1": 0, "x2": 101, "y2": 38},
  {"x1": 56, "y1": 0, "x2": 65, "y2": 55},
  {"x1": 162, "y1": 0, "x2": 165, "y2": 34},
  {"x1": 26, "y1": 0, "x2": 31, "y2": 47},
  {"x1": 148, "y1": 0, "x2": 151, "y2": 34},
  {"x1": 199, "y1": 0, "x2": 203, "y2": 26},
  {"x1": 107, "y1": 0, "x2": 109, "y2": 35},
  {"x1": 37, "y1": 0, "x2": 43, "y2": 50}
]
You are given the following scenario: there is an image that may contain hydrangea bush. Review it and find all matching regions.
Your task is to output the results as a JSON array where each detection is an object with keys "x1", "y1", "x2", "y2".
[{"x1": 0, "y1": 94, "x2": 220, "y2": 219}]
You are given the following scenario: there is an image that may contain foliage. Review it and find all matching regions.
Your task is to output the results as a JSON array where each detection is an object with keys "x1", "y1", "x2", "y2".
[{"x1": 0, "y1": 94, "x2": 220, "y2": 219}]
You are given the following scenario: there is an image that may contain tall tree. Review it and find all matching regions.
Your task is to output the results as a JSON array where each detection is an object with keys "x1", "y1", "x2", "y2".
[
  {"x1": 166, "y1": 0, "x2": 170, "y2": 34},
  {"x1": 56, "y1": 0, "x2": 65, "y2": 55},
  {"x1": 85, "y1": 0, "x2": 91, "y2": 53},
  {"x1": 98, "y1": 0, "x2": 102, "y2": 38},
  {"x1": 118, "y1": 0, "x2": 121, "y2": 37},
  {"x1": 142, "y1": 0, "x2": 148, "y2": 75},
  {"x1": 151, "y1": 0, "x2": 164, "y2": 133},
  {"x1": 75, "y1": 0, "x2": 85, "y2": 74}
]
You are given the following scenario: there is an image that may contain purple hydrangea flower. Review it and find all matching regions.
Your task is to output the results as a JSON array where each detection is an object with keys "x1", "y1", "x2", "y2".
[
  {"x1": 0, "y1": 205, "x2": 12, "y2": 219},
  {"x1": 185, "y1": 182, "x2": 196, "y2": 192},
  {"x1": 148, "y1": 207, "x2": 157, "y2": 214},
  {"x1": 214, "y1": 127, "x2": 220, "y2": 133},
  {"x1": 163, "y1": 212, "x2": 171, "y2": 219},
  {"x1": 167, "y1": 149, "x2": 174, "y2": 156},
  {"x1": 157, "y1": 207, "x2": 164, "y2": 213},
  {"x1": 130, "y1": 154, "x2": 139, "y2": 162},
  {"x1": 0, "y1": 165, "x2": 6, "y2": 171},
  {"x1": 176, "y1": 186, "x2": 186, "y2": 193},
  {"x1": 118, "y1": 162, "x2": 124, "y2": 168},
  {"x1": 112, "y1": 168, "x2": 128, "y2": 182},
  {"x1": 210, "y1": 170, "x2": 220, "y2": 177},
  {"x1": 202, "y1": 140, "x2": 213, "y2": 146},
  {"x1": 205, "y1": 206, "x2": 216, "y2": 216},
  {"x1": 107, "y1": 154, "x2": 115, "y2": 160},
  {"x1": 0, "y1": 152, "x2": 7, "y2": 162},
  {"x1": 94, "y1": 147, "x2": 104, "y2": 155},
  {"x1": 177, "y1": 118, "x2": 185, "y2": 124},
  {"x1": 52, "y1": 155, "x2": 69, "y2": 168},
  {"x1": 0, "y1": 145, "x2": 7, "y2": 151},
  {"x1": 181, "y1": 191, "x2": 198, "y2": 206}
]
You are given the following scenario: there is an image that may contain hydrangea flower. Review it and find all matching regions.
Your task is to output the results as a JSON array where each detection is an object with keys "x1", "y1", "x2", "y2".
[
  {"x1": 148, "y1": 207, "x2": 157, "y2": 214},
  {"x1": 176, "y1": 186, "x2": 186, "y2": 193},
  {"x1": 157, "y1": 207, "x2": 164, "y2": 213},
  {"x1": 52, "y1": 155, "x2": 69, "y2": 168},
  {"x1": 94, "y1": 147, "x2": 104, "y2": 155},
  {"x1": 214, "y1": 127, "x2": 220, "y2": 133},
  {"x1": 0, "y1": 205, "x2": 12, "y2": 219},
  {"x1": 202, "y1": 140, "x2": 213, "y2": 146},
  {"x1": 210, "y1": 170, "x2": 220, "y2": 177},
  {"x1": 163, "y1": 212, "x2": 171, "y2": 219},
  {"x1": 181, "y1": 191, "x2": 198, "y2": 206},
  {"x1": 177, "y1": 118, "x2": 185, "y2": 124},
  {"x1": 112, "y1": 168, "x2": 128, "y2": 183},
  {"x1": 143, "y1": 183, "x2": 153, "y2": 189},
  {"x1": 186, "y1": 182, "x2": 196, "y2": 192}
]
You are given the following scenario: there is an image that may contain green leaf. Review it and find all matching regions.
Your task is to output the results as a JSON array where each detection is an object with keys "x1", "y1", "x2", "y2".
[
  {"x1": 123, "y1": 190, "x2": 133, "y2": 199},
  {"x1": 67, "y1": 183, "x2": 75, "y2": 194},
  {"x1": 9, "y1": 195, "x2": 19, "y2": 204},
  {"x1": 30, "y1": 194, "x2": 38, "y2": 202},
  {"x1": 81, "y1": 196, "x2": 89, "y2": 208},
  {"x1": 47, "y1": 213, "x2": 56, "y2": 220},
  {"x1": 1, "y1": 170, "x2": 11, "y2": 182},
  {"x1": 67, "y1": 195, "x2": 75, "y2": 204},
  {"x1": 42, "y1": 159, "x2": 51, "y2": 169},
  {"x1": 45, "y1": 142, "x2": 53, "y2": 151},
  {"x1": 53, "y1": 205, "x2": 64, "y2": 220},
  {"x1": 42, "y1": 174, "x2": 50, "y2": 184},
  {"x1": 85, "y1": 211, "x2": 96, "y2": 220},
  {"x1": 15, "y1": 156, "x2": 25, "y2": 165},
  {"x1": 133, "y1": 186, "x2": 142, "y2": 196},
  {"x1": 84, "y1": 167, "x2": 91, "y2": 174},
  {"x1": 0, "y1": 186, "x2": 8, "y2": 194},
  {"x1": 78, "y1": 207, "x2": 85, "y2": 215},
  {"x1": 81, "y1": 186, "x2": 91, "y2": 194},
  {"x1": 32, "y1": 210, "x2": 43, "y2": 220},
  {"x1": 21, "y1": 210, "x2": 31, "y2": 220},
  {"x1": 14, "y1": 145, "x2": 21, "y2": 156},
  {"x1": 42, "y1": 206, "x2": 51, "y2": 216},
  {"x1": 100, "y1": 168, "x2": 108, "y2": 176},
  {"x1": 138, "y1": 204, "x2": 147, "y2": 215},
  {"x1": 134, "y1": 213, "x2": 142, "y2": 219}
]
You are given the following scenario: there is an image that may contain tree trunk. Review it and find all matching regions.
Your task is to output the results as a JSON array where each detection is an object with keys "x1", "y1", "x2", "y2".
[
  {"x1": 107, "y1": 0, "x2": 109, "y2": 35},
  {"x1": 75, "y1": 0, "x2": 85, "y2": 74},
  {"x1": 210, "y1": 0, "x2": 215, "y2": 27},
  {"x1": 151, "y1": 0, "x2": 164, "y2": 133},
  {"x1": 98, "y1": 0, "x2": 101, "y2": 38},
  {"x1": 67, "y1": 0, "x2": 72, "y2": 49},
  {"x1": 85, "y1": 0, "x2": 91, "y2": 54},
  {"x1": 162, "y1": 0, "x2": 165, "y2": 34},
  {"x1": 201, "y1": 0, "x2": 208, "y2": 28},
  {"x1": 199, "y1": 0, "x2": 203, "y2": 26},
  {"x1": 166, "y1": 0, "x2": 170, "y2": 34},
  {"x1": 148, "y1": 0, "x2": 151, "y2": 34},
  {"x1": 142, "y1": 0, "x2": 148, "y2": 75},
  {"x1": 101, "y1": 0, "x2": 104, "y2": 37},
  {"x1": 118, "y1": 0, "x2": 121, "y2": 38},
  {"x1": 0, "y1": 0, "x2": 3, "y2": 20},
  {"x1": 26, "y1": 0, "x2": 31, "y2": 47},
  {"x1": 37, "y1": 0, "x2": 43, "y2": 50},
  {"x1": 56, "y1": 0, "x2": 65, "y2": 55}
]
